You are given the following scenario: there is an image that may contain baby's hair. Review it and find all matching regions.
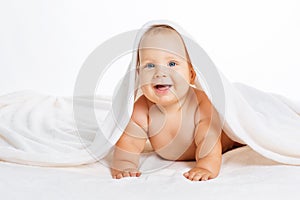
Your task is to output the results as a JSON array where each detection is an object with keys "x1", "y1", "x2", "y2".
[
  {"x1": 138, "y1": 24, "x2": 189, "y2": 64},
  {"x1": 142, "y1": 24, "x2": 176, "y2": 36}
]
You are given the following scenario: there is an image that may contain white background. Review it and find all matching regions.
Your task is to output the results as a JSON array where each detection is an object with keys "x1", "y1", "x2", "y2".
[{"x1": 0, "y1": 0, "x2": 299, "y2": 100}]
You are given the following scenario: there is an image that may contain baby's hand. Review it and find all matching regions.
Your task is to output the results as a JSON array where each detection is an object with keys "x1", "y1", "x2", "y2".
[
  {"x1": 111, "y1": 168, "x2": 141, "y2": 179},
  {"x1": 183, "y1": 167, "x2": 213, "y2": 181}
]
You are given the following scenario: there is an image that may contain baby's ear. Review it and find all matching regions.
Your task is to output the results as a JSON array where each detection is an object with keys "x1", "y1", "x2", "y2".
[
  {"x1": 190, "y1": 66, "x2": 196, "y2": 84},
  {"x1": 136, "y1": 60, "x2": 140, "y2": 74}
]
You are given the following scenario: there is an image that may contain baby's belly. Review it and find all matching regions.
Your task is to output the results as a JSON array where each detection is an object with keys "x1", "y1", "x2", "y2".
[
  {"x1": 175, "y1": 142, "x2": 197, "y2": 161},
  {"x1": 149, "y1": 132, "x2": 197, "y2": 161}
]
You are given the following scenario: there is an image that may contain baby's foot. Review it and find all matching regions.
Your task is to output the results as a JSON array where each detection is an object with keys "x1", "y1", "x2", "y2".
[
  {"x1": 111, "y1": 168, "x2": 141, "y2": 179},
  {"x1": 183, "y1": 167, "x2": 213, "y2": 181}
]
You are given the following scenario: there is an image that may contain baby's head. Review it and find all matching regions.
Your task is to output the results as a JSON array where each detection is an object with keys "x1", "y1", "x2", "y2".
[{"x1": 137, "y1": 25, "x2": 196, "y2": 106}]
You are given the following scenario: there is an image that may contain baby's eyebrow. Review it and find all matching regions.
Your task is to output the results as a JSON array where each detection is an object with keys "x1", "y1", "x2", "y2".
[
  {"x1": 165, "y1": 55, "x2": 184, "y2": 61},
  {"x1": 139, "y1": 55, "x2": 183, "y2": 64},
  {"x1": 139, "y1": 59, "x2": 155, "y2": 64}
]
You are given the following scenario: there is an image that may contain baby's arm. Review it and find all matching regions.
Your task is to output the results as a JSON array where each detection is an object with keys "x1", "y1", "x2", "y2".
[
  {"x1": 111, "y1": 96, "x2": 148, "y2": 179},
  {"x1": 183, "y1": 91, "x2": 222, "y2": 181}
]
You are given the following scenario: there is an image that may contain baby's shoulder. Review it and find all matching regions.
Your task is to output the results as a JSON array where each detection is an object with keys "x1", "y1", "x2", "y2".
[
  {"x1": 191, "y1": 87, "x2": 209, "y2": 106},
  {"x1": 131, "y1": 95, "x2": 150, "y2": 127},
  {"x1": 191, "y1": 87, "x2": 213, "y2": 123},
  {"x1": 134, "y1": 95, "x2": 151, "y2": 110}
]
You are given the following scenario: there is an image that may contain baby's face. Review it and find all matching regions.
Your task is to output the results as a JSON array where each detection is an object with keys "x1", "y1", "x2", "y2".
[{"x1": 138, "y1": 30, "x2": 194, "y2": 106}]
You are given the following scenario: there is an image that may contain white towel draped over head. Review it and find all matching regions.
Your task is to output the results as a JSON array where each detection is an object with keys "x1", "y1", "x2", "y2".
[{"x1": 0, "y1": 20, "x2": 300, "y2": 166}]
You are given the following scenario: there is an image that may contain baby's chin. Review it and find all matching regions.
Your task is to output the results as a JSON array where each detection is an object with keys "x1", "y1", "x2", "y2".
[
  {"x1": 153, "y1": 97, "x2": 178, "y2": 106},
  {"x1": 141, "y1": 88, "x2": 181, "y2": 106}
]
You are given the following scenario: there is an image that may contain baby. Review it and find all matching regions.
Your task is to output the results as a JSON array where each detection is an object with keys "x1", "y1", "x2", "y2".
[{"x1": 111, "y1": 25, "x2": 243, "y2": 181}]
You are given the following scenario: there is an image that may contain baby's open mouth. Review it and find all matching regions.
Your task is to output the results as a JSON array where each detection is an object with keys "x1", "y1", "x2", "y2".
[{"x1": 154, "y1": 84, "x2": 172, "y2": 91}]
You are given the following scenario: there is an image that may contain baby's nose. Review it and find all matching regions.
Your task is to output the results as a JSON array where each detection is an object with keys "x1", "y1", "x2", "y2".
[
  {"x1": 154, "y1": 65, "x2": 167, "y2": 78},
  {"x1": 154, "y1": 71, "x2": 167, "y2": 78}
]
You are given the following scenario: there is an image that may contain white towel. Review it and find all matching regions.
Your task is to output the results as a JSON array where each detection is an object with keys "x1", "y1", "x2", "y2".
[{"x1": 0, "y1": 20, "x2": 299, "y2": 166}]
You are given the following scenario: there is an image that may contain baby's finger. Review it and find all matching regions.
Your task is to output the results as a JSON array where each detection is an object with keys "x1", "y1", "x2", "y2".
[
  {"x1": 129, "y1": 171, "x2": 139, "y2": 177},
  {"x1": 201, "y1": 174, "x2": 210, "y2": 181},
  {"x1": 116, "y1": 173, "x2": 123, "y2": 179},
  {"x1": 192, "y1": 174, "x2": 202, "y2": 181},
  {"x1": 122, "y1": 171, "x2": 130, "y2": 177},
  {"x1": 187, "y1": 172, "x2": 197, "y2": 180},
  {"x1": 183, "y1": 172, "x2": 189, "y2": 178}
]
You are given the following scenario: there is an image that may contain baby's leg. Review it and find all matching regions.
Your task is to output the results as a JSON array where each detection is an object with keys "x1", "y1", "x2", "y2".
[{"x1": 221, "y1": 130, "x2": 245, "y2": 153}]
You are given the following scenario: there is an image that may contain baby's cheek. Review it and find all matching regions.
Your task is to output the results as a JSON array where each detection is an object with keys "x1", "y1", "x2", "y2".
[
  {"x1": 173, "y1": 78, "x2": 190, "y2": 94},
  {"x1": 141, "y1": 85, "x2": 155, "y2": 101},
  {"x1": 139, "y1": 73, "x2": 153, "y2": 87},
  {"x1": 141, "y1": 85, "x2": 150, "y2": 94}
]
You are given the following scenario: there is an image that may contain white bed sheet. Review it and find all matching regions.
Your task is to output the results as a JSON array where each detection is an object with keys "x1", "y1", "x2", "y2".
[{"x1": 1, "y1": 146, "x2": 299, "y2": 200}]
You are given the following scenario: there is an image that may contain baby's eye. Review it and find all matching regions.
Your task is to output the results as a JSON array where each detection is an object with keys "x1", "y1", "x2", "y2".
[
  {"x1": 168, "y1": 61, "x2": 177, "y2": 67},
  {"x1": 145, "y1": 63, "x2": 155, "y2": 68}
]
